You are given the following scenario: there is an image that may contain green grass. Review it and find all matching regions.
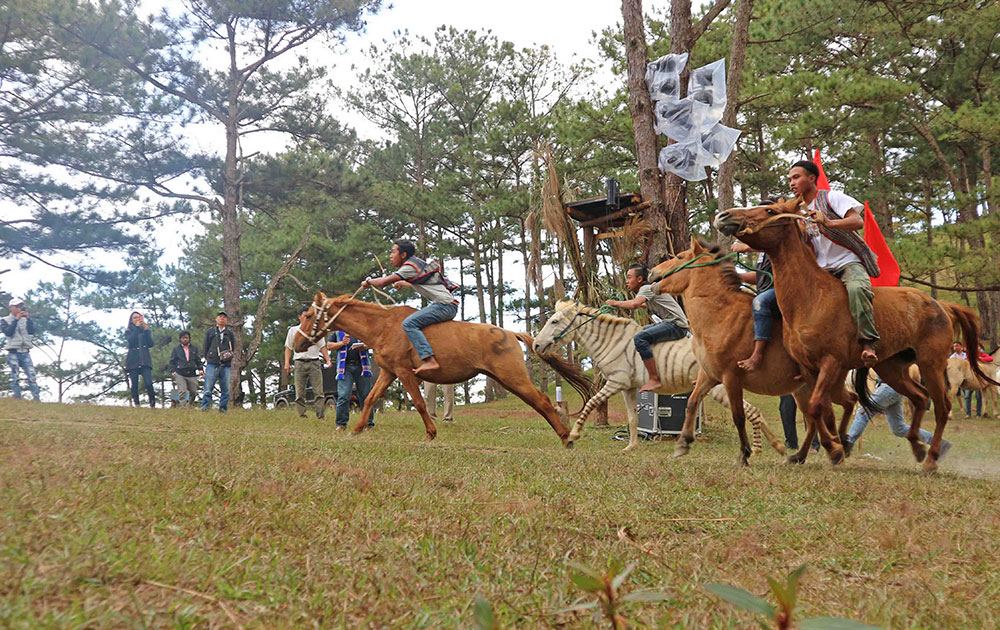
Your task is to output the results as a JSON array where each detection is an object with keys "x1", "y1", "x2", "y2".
[{"x1": 1, "y1": 391, "x2": 998, "y2": 629}]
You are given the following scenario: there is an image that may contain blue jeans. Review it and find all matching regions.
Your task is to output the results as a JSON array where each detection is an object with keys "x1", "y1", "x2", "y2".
[
  {"x1": 401, "y1": 302, "x2": 458, "y2": 360},
  {"x1": 633, "y1": 320, "x2": 687, "y2": 360},
  {"x1": 127, "y1": 366, "x2": 155, "y2": 407},
  {"x1": 201, "y1": 363, "x2": 231, "y2": 412},
  {"x1": 752, "y1": 288, "x2": 781, "y2": 341},
  {"x1": 847, "y1": 384, "x2": 934, "y2": 445},
  {"x1": 7, "y1": 351, "x2": 40, "y2": 400},
  {"x1": 964, "y1": 389, "x2": 982, "y2": 416},
  {"x1": 336, "y1": 362, "x2": 374, "y2": 428}
]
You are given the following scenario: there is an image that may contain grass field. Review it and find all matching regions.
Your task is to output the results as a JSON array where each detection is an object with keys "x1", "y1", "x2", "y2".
[{"x1": 2, "y1": 390, "x2": 999, "y2": 629}]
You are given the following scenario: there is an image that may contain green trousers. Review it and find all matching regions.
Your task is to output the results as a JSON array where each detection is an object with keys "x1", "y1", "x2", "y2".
[{"x1": 832, "y1": 262, "x2": 879, "y2": 343}]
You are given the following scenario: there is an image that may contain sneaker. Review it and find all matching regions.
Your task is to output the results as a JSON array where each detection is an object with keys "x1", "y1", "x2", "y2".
[
  {"x1": 937, "y1": 439, "x2": 953, "y2": 462},
  {"x1": 335, "y1": 426, "x2": 345, "y2": 431}
]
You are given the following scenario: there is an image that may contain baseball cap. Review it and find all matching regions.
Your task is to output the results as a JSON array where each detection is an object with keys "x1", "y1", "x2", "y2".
[
  {"x1": 217, "y1": 311, "x2": 228, "y2": 317},
  {"x1": 8, "y1": 297, "x2": 24, "y2": 307}
]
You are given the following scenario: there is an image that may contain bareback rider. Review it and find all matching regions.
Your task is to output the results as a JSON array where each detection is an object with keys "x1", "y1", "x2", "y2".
[
  {"x1": 361, "y1": 240, "x2": 459, "y2": 376},
  {"x1": 605, "y1": 263, "x2": 690, "y2": 392},
  {"x1": 789, "y1": 160, "x2": 881, "y2": 366}
]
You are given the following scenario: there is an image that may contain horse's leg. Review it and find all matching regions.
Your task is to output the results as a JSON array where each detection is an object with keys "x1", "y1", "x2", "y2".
[
  {"x1": 352, "y1": 367, "x2": 396, "y2": 434},
  {"x1": 621, "y1": 388, "x2": 639, "y2": 452},
  {"x1": 395, "y1": 372, "x2": 438, "y2": 441},
  {"x1": 831, "y1": 384, "x2": 858, "y2": 453},
  {"x1": 914, "y1": 358, "x2": 951, "y2": 474},
  {"x1": 874, "y1": 359, "x2": 930, "y2": 464},
  {"x1": 675, "y1": 370, "x2": 718, "y2": 458},
  {"x1": 807, "y1": 358, "x2": 845, "y2": 465},
  {"x1": 721, "y1": 375, "x2": 753, "y2": 466},
  {"x1": 493, "y1": 370, "x2": 571, "y2": 447},
  {"x1": 788, "y1": 386, "x2": 818, "y2": 464},
  {"x1": 568, "y1": 380, "x2": 626, "y2": 447}
]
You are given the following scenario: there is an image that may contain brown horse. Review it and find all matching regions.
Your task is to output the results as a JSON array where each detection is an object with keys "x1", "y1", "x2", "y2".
[
  {"x1": 715, "y1": 199, "x2": 998, "y2": 472},
  {"x1": 293, "y1": 293, "x2": 593, "y2": 446},
  {"x1": 650, "y1": 238, "x2": 856, "y2": 465}
]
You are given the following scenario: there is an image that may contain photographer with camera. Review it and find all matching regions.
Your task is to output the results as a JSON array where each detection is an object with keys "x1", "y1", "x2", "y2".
[
  {"x1": 125, "y1": 311, "x2": 156, "y2": 407},
  {"x1": 201, "y1": 311, "x2": 236, "y2": 413},
  {"x1": 1, "y1": 297, "x2": 41, "y2": 400}
]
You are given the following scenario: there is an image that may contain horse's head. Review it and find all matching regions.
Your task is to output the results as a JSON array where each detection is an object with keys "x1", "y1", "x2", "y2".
[
  {"x1": 648, "y1": 237, "x2": 722, "y2": 294},
  {"x1": 534, "y1": 299, "x2": 579, "y2": 355},
  {"x1": 292, "y1": 291, "x2": 329, "y2": 352},
  {"x1": 714, "y1": 197, "x2": 805, "y2": 251}
]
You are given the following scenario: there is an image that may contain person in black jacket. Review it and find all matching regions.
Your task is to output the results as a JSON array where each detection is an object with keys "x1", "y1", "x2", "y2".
[
  {"x1": 125, "y1": 311, "x2": 156, "y2": 408},
  {"x1": 169, "y1": 330, "x2": 203, "y2": 408},
  {"x1": 201, "y1": 311, "x2": 236, "y2": 412}
]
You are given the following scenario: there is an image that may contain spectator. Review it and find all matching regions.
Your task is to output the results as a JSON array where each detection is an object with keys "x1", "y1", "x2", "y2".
[
  {"x1": 1, "y1": 297, "x2": 40, "y2": 400},
  {"x1": 125, "y1": 311, "x2": 156, "y2": 408},
  {"x1": 844, "y1": 382, "x2": 951, "y2": 460},
  {"x1": 328, "y1": 330, "x2": 374, "y2": 430},
  {"x1": 284, "y1": 306, "x2": 331, "y2": 419},
  {"x1": 169, "y1": 330, "x2": 203, "y2": 408},
  {"x1": 423, "y1": 381, "x2": 456, "y2": 423},
  {"x1": 201, "y1": 311, "x2": 235, "y2": 412}
]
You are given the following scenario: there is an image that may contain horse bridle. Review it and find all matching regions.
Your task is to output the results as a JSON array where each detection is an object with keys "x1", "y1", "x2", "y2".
[
  {"x1": 552, "y1": 305, "x2": 613, "y2": 341},
  {"x1": 655, "y1": 251, "x2": 739, "y2": 280},
  {"x1": 736, "y1": 211, "x2": 808, "y2": 236}
]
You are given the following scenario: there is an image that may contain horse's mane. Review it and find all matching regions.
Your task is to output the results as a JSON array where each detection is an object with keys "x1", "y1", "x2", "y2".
[
  {"x1": 555, "y1": 299, "x2": 641, "y2": 328},
  {"x1": 693, "y1": 239, "x2": 745, "y2": 294},
  {"x1": 325, "y1": 295, "x2": 408, "y2": 311}
]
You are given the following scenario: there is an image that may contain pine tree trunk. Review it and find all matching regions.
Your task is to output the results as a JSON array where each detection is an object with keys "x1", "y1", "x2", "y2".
[
  {"x1": 622, "y1": 0, "x2": 676, "y2": 262},
  {"x1": 717, "y1": 0, "x2": 753, "y2": 217}
]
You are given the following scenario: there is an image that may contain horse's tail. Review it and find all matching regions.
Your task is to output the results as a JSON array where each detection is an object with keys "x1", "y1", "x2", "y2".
[
  {"x1": 941, "y1": 301, "x2": 1000, "y2": 388},
  {"x1": 513, "y1": 331, "x2": 594, "y2": 414},
  {"x1": 853, "y1": 367, "x2": 883, "y2": 415}
]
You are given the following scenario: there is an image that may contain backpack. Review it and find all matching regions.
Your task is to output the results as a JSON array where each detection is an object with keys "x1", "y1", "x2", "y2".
[{"x1": 404, "y1": 256, "x2": 460, "y2": 293}]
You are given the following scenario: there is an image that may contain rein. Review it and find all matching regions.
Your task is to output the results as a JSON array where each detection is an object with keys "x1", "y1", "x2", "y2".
[
  {"x1": 552, "y1": 305, "x2": 614, "y2": 341},
  {"x1": 657, "y1": 251, "x2": 740, "y2": 279},
  {"x1": 736, "y1": 212, "x2": 806, "y2": 236},
  {"x1": 301, "y1": 286, "x2": 396, "y2": 344}
]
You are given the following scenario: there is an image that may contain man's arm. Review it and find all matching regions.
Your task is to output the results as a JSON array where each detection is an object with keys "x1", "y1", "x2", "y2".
[
  {"x1": 204, "y1": 330, "x2": 213, "y2": 356},
  {"x1": 321, "y1": 346, "x2": 331, "y2": 366},
  {"x1": 810, "y1": 207, "x2": 864, "y2": 231},
  {"x1": 168, "y1": 347, "x2": 179, "y2": 373},
  {"x1": 25, "y1": 317, "x2": 36, "y2": 335},
  {"x1": 362, "y1": 273, "x2": 403, "y2": 289},
  {"x1": 283, "y1": 346, "x2": 293, "y2": 373},
  {"x1": 0, "y1": 318, "x2": 14, "y2": 336},
  {"x1": 606, "y1": 295, "x2": 647, "y2": 310},
  {"x1": 737, "y1": 271, "x2": 757, "y2": 284}
]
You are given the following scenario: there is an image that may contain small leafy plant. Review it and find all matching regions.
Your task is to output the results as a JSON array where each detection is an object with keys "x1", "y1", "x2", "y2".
[
  {"x1": 704, "y1": 565, "x2": 883, "y2": 629},
  {"x1": 558, "y1": 557, "x2": 670, "y2": 629}
]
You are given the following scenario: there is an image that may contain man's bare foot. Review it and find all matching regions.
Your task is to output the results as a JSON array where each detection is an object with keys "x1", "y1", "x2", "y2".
[
  {"x1": 861, "y1": 345, "x2": 878, "y2": 366},
  {"x1": 639, "y1": 379, "x2": 662, "y2": 392},
  {"x1": 737, "y1": 352, "x2": 762, "y2": 372},
  {"x1": 413, "y1": 357, "x2": 441, "y2": 376}
]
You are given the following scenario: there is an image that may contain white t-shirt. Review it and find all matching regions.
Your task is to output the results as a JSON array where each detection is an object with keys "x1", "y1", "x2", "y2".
[
  {"x1": 285, "y1": 325, "x2": 324, "y2": 360},
  {"x1": 807, "y1": 190, "x2": 863, "y2": 271}
]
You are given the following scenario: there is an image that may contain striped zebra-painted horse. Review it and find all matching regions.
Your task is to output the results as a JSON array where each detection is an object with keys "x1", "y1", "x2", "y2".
[
  {"x1": 650, "y1": 238, "x2": 858, "y2": 466},
  {"x1": 532, "y1": 299, "x2": 785, "y2": 455}
]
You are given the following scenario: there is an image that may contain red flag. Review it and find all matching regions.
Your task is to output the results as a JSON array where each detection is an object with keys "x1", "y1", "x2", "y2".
[
  {"x1": 813, "y1": 149, "x2": 830, "y2": 191},
  {"x1": 863, "y1": 201, "x2": 900, "y2": 287}
]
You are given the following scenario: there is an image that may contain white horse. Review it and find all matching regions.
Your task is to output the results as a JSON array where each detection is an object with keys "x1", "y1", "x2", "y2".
[{"x1": 533, "y1": 300, "x2": 784, "y2": 454}]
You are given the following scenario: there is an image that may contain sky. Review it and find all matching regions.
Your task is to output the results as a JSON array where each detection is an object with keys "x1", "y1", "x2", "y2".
[{"x1": 2, "y1": 0, "x2": 641, "y2": 402}]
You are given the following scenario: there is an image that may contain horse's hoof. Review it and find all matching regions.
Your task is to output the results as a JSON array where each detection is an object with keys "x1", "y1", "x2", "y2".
[
  {"x1": 564, "y1": 440, "x2": 574, "y2": 450},
  {"x1": 622, "y1": 443, "x2": 637, "y2": 453},
  {"x1": 671, "y1": 447, "x2": 689, "y2": 458},
  {"x1": 775, "y1": 444, "x2": 787, "y2": 455},
  {"x1": 921, "y1": 459, "x2": 938, "y2": 475},
  {"x1": 914, "y1": 446, "x2": 927, "y2": 463},
  {"x1": 786, "y1": 455, "x2": 806, "y2": 465},
  {"x1": 828, "y1": 448, "x2": 845, "y2": 466},
  {"x1": 568, "y1": 432, "x2": 581, "y2": 442},
  {"x1": 425, "y1": 432, "x2": 436, "y2": 441}
]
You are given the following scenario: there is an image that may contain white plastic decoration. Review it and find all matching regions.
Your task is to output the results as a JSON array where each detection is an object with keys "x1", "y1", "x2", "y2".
[{"x1": 647, "y1": 55, "x2": 741, "y2": 181}]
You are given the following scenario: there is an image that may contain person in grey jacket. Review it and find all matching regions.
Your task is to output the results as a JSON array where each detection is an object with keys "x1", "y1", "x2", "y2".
[
  {"x1": 125, "y1": 311, "x2": 156, "y2": 407},
  {"x1": 1, "y1": 297, "x2": 40, "y2": 400}
]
